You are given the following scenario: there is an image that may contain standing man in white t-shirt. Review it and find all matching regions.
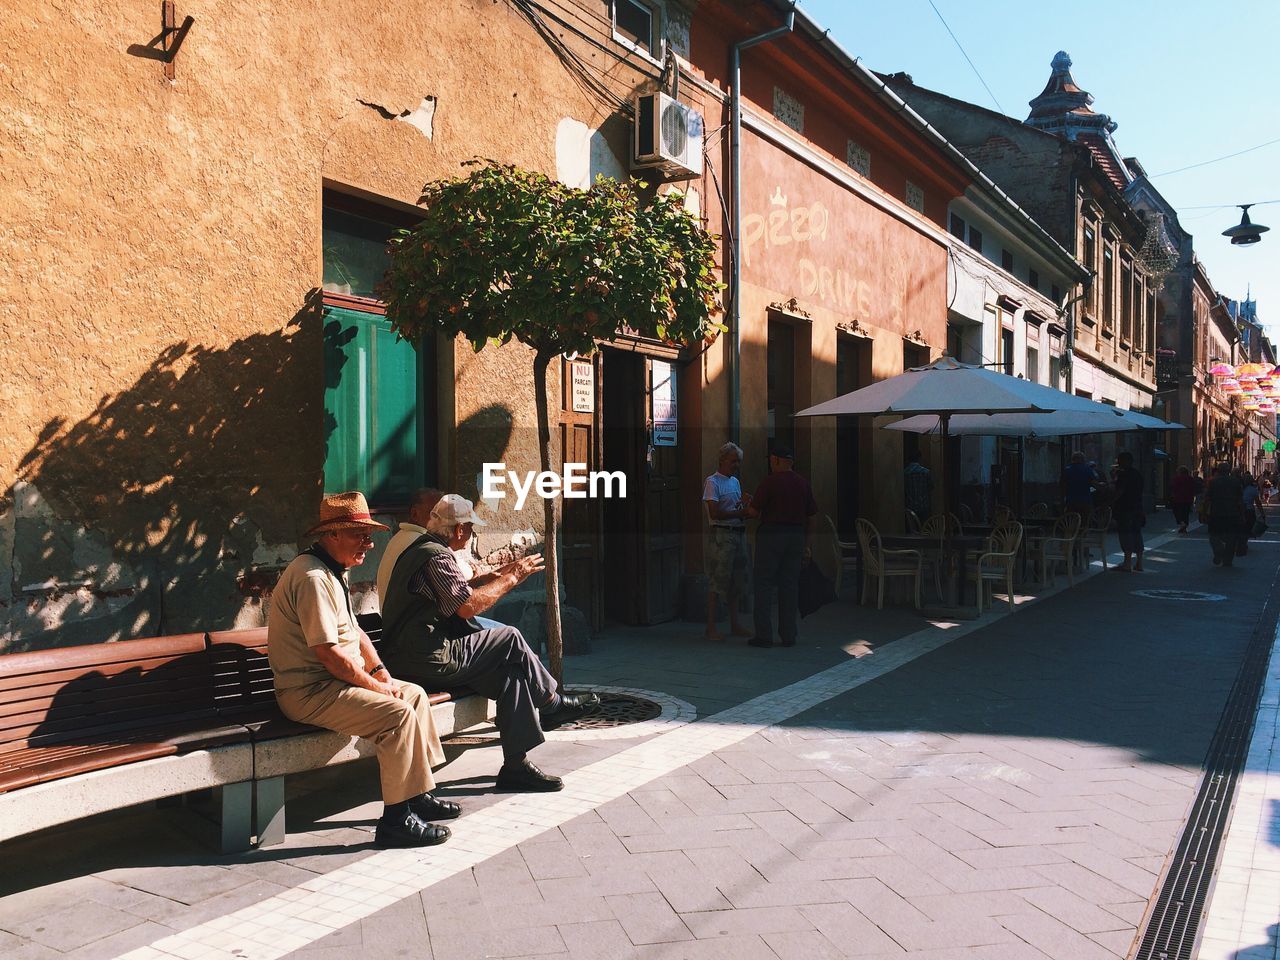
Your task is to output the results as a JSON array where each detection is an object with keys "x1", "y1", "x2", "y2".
[{"x1": 702, "y1": 442, "x2": 752, "y2": 640}]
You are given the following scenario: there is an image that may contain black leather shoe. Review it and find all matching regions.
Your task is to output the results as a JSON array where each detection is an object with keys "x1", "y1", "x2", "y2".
[
  {"x1": 540, "y1": 692, "x2": 601, "y2": 729},
  {"x1": 496, "y1": 759, "x2": 564, "y2": 792},
  {"x1": 747, "y1": 637, "x2": 773, "y2": 648},
  {"x1": 410, "y1": 793, "x2": 461, "y2": 821},
  {"x1": 375, "y1": 810, "x2": 451, "y2": 848}
]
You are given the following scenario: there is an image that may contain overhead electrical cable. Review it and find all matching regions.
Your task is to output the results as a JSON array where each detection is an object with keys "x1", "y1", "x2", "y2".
[
  {"x1": 1151, "y1": 137, "x2": 1280, "y2": 178},
  {"x1": 925, "y1": 0, "x2": 1008, "y2": 118}
]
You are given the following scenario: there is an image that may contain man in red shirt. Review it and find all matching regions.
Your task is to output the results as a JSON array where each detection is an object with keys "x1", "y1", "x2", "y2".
[{"x1": 746, "y1": 446, "x2": 818, "y2": 648}]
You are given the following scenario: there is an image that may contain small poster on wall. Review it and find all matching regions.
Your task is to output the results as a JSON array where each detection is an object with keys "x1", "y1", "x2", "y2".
[
  {"x1": 651, "y1": 360, "x2": 677, "y2": 446},
  {"x1": 571, "y1": 360, "x2": 594, "y2": 413}
]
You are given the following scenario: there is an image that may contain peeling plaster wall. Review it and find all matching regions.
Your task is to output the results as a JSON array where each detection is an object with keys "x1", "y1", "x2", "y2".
[{"x1": 0, "y1": 0, "x2": 688, "y2": 649}]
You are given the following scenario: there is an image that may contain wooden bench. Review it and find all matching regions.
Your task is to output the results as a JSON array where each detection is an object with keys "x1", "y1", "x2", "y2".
[
  {"x1": 0, "y1": 624, "x2": 492, "y2": 852},
  {"x1": 0, "y1": 634, "x2": 256, "y2": 852},
  {"x1": 207, "y1": 626, "x2": 490, "y2": 847}
]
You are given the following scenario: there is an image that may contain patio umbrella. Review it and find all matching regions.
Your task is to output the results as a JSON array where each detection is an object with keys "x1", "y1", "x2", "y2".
[
  {"x1": 882, "y1": 408, "x2": 1187, "y2": 438},
  {"x1": 795, "y1": 356, "x2": 1108, "y2": 420},
  {"x1": 794, "y1": 357, "x2": 1120, "y2": 523}
]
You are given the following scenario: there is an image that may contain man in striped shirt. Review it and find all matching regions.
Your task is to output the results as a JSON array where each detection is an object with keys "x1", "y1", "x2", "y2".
[{"x1": 380, "y1": 495, "x2": 599, "y2": 792}]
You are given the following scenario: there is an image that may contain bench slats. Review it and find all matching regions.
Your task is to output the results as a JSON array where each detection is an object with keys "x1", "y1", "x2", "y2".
[{"x1": 0, "y1": 617, "x2": 480, "y2": 818}]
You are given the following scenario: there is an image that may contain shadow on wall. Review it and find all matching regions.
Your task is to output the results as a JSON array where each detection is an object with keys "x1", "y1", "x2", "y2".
[
  {"x1": 454, "y1": 404, "x2": 515, "y2": 507},
  {"x1": 4, "y1": 292, "x2": 328, "y2": 651}
]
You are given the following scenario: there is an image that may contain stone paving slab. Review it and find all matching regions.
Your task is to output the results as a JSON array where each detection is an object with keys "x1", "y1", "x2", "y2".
[{"x1": 2, "y1": 517, "x2": 1277, "y2": 959}]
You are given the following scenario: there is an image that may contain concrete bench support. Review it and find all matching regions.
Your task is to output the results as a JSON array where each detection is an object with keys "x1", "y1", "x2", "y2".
[
  {"x1": 220, "y1": 780, "x2": 255, "y2": 853},
  {"x1": 254, "y1": 776, "x2": 287, "y2": 848}
]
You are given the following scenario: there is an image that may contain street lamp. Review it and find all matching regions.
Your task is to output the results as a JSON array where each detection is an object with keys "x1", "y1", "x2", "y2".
[{"x1": 1223, "y1": 205, "x2": 1270, "y2": 246}]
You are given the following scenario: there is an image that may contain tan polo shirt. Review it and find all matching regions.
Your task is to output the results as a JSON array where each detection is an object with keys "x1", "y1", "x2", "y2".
[{"x1": 268, "y1": 553, "x2": 361, "y2": 694}]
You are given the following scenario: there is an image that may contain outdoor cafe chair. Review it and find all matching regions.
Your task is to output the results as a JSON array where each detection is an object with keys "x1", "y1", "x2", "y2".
[
  {"x1": 919, "y1": 513, "x2": 963, "y2": 598},
  {"x1": 1026, "y1": 501, "x2": 1052, "y2": 520},
  {"x1": 994, "y1": 504, "x2": 1014, "y2": 525},
  {"x1": 965, "y1": 518, "x2": 1022, "y2": 561},
  {"x1": 856, "y1": 518, "x2": 922, "y2": 610},
  {"x1": 1079, "y1": 506, "x2": 1112, "y2": 570},
  {"x1": 919, "y1": 513, "x2": 963, "y2": 539},
  {"x1": 1029, "y1": 512, "x2": 1082, "y2": 586},
  {"x1": 968, "y1": 522, "x2": 1023, "y2": 614},
  {"x1": 822, "y1": 514, "x2": 859, "y2": 596}
]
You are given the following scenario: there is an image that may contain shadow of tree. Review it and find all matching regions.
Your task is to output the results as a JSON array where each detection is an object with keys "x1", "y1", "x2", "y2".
[
  {"x1": 6, "y1": 293, "x2": 327, "y2": 648},
  {"x1": 454, "y1": 403, "x2": 515, "y2": 507}
]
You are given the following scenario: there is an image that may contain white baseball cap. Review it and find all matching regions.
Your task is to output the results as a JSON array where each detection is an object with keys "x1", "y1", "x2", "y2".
[{"x1": 430, "y1": 493, "x2": 488, "y2": 527}]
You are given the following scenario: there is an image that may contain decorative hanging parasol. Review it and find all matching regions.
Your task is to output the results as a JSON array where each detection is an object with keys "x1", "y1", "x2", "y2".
[
  {"x1": 1210, "y1": 362, "x2": 1237, "y2": 377},
  {"x1": 1237, "y1": 362, "x2": 1272, "y2": 378}
]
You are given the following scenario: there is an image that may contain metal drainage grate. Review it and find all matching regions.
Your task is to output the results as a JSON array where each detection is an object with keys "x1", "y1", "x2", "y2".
[
  {"x1": 552, "y1": 691, "x2": 662, "y2": 731},
  {"x1": 1132, "y1": 589, "x2": 1228, "y2": 602},
  {"x1": 1133, "y1": 570, "x2": 1280, "y2": 960}
]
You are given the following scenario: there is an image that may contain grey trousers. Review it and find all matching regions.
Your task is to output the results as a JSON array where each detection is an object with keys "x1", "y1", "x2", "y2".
[
  {"x1": 754, "y1": 523, "x2": 805, "y2": 644},
  {"x1": 385, "y1": 625, "x2": 557, "y2": 762}
]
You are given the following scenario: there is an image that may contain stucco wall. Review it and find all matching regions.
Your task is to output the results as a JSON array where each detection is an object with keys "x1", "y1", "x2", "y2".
[
  {"x1": 735, "y1": 127, "x2": 949, "y2": 531},
  {"x1": 0, "y1": 0, "x2": 683, "y2": 648}
]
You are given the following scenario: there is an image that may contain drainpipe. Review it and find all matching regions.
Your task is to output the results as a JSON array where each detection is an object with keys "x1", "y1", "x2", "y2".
[
  {"x1": 1060, "y1": 272, "x2": 1094, "y2": 396},
  {"x1": 729, "y1": 5, "x2": 794, "y2": 443}
]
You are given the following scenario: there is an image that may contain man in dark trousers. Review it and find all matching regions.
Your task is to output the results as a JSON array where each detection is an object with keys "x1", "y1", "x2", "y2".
[
  {"x1": 1111, "y1": 451, "x2": 1145, "y2": 572},
  {"x1": 1205, "y1": 463, "x2": 1245, "y2": 566},
  {"x1": 746, "y1": 445, "x2": 818, "y2": 648},
  {"x1": 380, "y1": 494, "x2": 599, "y2": 792}
]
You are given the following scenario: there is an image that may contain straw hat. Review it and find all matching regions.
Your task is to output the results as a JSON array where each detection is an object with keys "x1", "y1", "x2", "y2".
[{"x1": 305, "y1": 491, "x2": 390, "y2": 537}]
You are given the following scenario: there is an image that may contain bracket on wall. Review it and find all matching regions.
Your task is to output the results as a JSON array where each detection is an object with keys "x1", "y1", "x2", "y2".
[
  {"x1": 905, "y1": 329, "x2": 929, "y2": 345},
  {"x1": 835, "y1": 318, "x2": 871, "y2": 339},
  {"x1": 126, "y1": 2, "x2": 195, "y2": 80},
  {"x1": 767, "y1": 297, "x2": 811, "y2": 321}
]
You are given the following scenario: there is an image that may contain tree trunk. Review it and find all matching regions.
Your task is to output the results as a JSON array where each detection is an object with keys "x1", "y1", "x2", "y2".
[{"x1": 533, "y1": 350, "x2": 564, "y2": 685}]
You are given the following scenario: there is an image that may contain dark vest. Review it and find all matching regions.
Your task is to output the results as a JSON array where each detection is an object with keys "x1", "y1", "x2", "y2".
[{"x1": 380, "y1": 534, "x2": 481, "y2": 665}]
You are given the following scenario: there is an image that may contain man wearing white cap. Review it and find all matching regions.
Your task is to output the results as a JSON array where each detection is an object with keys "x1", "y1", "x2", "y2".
[{"x1": 381, "y1": 494, "x2": 599, "y2": 792}]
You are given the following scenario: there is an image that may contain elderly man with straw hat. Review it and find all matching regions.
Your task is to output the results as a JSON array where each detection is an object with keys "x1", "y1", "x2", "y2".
[{"x1": 268, "y1": 491, "x2": 458, "y2": 849}]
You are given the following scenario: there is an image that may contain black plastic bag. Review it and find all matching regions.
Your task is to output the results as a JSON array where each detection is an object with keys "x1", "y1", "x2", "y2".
[{"x1": 798, "y1": 562, "x2": 836, "y2": 618}]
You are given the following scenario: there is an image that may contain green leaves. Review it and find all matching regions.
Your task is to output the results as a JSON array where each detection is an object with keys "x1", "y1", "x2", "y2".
[{"x1": 383, "y1": 162, "x2": 724, "y2": 356}]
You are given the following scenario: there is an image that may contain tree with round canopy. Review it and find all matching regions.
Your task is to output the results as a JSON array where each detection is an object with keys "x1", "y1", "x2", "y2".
[{"x1": 382, "y1": 161, "x2": 724, "y2": 682}]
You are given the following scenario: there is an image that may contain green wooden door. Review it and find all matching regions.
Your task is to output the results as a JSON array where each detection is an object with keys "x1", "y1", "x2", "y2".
[{"x1": 322, "y1": 305, "x2": 427, "y2": 505}]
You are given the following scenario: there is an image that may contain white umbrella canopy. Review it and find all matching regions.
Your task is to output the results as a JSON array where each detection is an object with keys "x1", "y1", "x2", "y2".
[
  {"x1": 794, "y1": 356, "x2": 1110, "y2": 419},
  {"x1": 883, "y1": 408, "x2": 1187, "y2": 438}
]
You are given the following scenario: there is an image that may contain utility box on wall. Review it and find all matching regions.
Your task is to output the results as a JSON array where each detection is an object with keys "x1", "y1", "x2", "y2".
[{"x1": 633, "y1": 92, "x2": 704, "y2": 180}]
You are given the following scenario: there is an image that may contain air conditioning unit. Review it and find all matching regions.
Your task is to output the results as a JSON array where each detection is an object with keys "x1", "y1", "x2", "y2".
[{"x1": 633, "y1": 92, "x2": 704, "y2": 180}]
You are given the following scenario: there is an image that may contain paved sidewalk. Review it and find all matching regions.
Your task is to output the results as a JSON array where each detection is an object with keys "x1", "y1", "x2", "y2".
[{"x1": 2, "y1": 515, "x2": 1278, "y2": 960}]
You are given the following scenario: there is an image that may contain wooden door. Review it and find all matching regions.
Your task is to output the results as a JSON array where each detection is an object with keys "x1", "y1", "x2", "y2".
[
  {"x1": 643, "y1": 358, "x2": 682, "y2": 623},
  {"x1": 558, "y1": 355, "x2": 602, "y2": 629}
]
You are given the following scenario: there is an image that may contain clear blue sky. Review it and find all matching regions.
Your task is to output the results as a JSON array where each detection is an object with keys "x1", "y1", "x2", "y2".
[{"x1": 798, "y1": 0, "x2": 1280, "y2": 341}]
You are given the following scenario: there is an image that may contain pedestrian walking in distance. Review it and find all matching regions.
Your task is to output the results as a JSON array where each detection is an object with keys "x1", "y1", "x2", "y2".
[
  {"x1": 1111, "y1": 451, "x2": 1144, "y2": 572},
  {"x1": 1205, "y1": 463, "x2": 1244, "y2": 567},
  {"x1": 1171, "y1": 466, "x2": 1195, "y2": 535}
]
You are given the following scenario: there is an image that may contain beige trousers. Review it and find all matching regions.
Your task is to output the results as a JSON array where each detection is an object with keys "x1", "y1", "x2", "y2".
[{"x1": 276, "y1": 680, "x2": 445, "y2": 805}]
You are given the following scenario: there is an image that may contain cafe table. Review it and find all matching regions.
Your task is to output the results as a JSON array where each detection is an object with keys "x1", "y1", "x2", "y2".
[{"x1": 880, "y1": 532, "x2": 991, "y2": 617}]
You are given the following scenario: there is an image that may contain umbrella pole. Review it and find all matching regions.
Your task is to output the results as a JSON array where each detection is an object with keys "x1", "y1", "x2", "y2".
[
  {"x1": 940, "y1": 413, "x2": 952, "y2": 518},
  {"x1": 940, "y1": 412, "x2": 958, "y2": 608}
]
